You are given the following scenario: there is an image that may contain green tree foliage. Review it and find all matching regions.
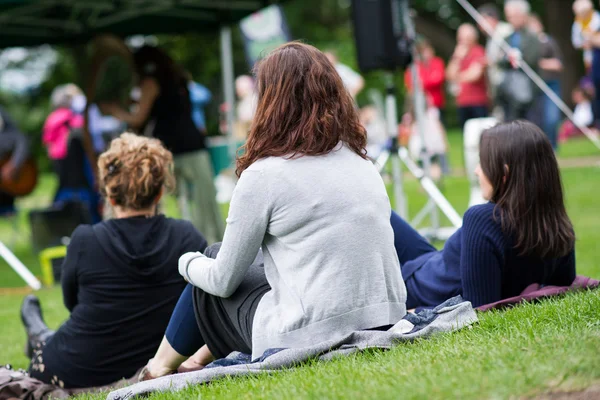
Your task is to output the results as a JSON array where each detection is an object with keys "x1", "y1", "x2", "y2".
[{"x1": 0, "y1": 0, "x2": 583, "y2": 167}]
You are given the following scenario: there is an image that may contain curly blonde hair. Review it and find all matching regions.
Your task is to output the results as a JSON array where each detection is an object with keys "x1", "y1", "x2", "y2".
[{"x1": 98, "y1": 133, "x2": 175, "y2": 210}]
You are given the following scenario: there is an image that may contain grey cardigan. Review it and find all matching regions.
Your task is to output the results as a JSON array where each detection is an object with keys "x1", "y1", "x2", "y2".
[{"x1": 180, "y1": 144, "x2": 407, "y2": 359}]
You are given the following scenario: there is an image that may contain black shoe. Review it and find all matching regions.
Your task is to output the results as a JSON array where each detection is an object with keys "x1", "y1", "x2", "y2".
[{"x1": 21, "y1": 295, "x2": 53, "y2": 358}]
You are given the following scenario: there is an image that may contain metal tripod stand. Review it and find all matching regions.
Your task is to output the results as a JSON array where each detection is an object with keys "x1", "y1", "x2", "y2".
[{"x1": 375, "y1": 0, "x2": 462, "y2": 240}]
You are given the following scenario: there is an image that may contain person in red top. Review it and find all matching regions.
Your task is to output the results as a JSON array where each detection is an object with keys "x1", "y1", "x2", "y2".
[
  {"x1": 446, "y1": 23, "x2": 490, "y2": 128},
  {"x1": 404, "y1": 38, "x2": 446, "y2": 122}
]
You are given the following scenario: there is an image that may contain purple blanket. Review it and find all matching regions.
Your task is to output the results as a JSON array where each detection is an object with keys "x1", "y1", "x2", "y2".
[{"x1": 477, "y1": 275, "x2": 599, "y2": 312}]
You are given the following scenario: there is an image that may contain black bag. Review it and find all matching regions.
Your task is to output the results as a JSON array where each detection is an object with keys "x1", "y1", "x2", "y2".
[
  {"x1": 499, "y1": 69, "x2": 535, "y2": 109},
  {"x1": 0, "y1": 366, "x2": 69, "y2": 400},
  {"x1": 0, "y1": 365, "x2": 141, "y2": 400}
]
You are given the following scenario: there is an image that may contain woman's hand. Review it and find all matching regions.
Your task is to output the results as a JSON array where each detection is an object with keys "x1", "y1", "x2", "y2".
[
  {"x1": 452, "y1": 45, "x2": 469, "y2": 61},
  {"x1": 507, "y1": 49, "x2": 522, "y2": 69},
  {"x1": 101, "y1": 78, "x2": 160, "y2": 129},
  {"x1": 1, "y1": 161, "x2": 16, "y2": 183}
]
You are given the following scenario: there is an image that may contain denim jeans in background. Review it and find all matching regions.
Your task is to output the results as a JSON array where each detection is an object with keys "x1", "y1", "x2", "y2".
[
  {"x1": 543, "y1": 80, "x2": 561, "y2": 150},
  {"x1": 457, "y1": 105, "x2": 489, "y2": 130}
]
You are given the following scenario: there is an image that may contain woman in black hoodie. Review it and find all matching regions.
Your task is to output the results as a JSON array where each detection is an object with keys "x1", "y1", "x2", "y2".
[{"x1": 20, "y1": 133, "x2": 207, "y2": 388}]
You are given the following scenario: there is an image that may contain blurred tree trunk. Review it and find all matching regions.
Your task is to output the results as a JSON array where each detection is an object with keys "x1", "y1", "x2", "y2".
[{"x1": 543, "y1": 0, "x2": 582, "y2": 108}]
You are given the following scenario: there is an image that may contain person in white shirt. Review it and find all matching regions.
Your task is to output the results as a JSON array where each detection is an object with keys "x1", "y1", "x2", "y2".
[
  {"x1": 477, "y1": 4, "x2": 513, "y2": 111},
  {"x1": 558, "y1": 86, "x2": 595, "y2": 143},
  {"x1": 572, "y1": 0, "x2": 600, "y2": 70},
  {"x1": 325, "y1": 50, "x2": 365, "y2": 98}
]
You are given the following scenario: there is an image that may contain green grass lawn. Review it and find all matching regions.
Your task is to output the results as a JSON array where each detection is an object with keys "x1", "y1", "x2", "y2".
[{"x1": 0, "y1": 132, "x2": 599, "y2": 399}]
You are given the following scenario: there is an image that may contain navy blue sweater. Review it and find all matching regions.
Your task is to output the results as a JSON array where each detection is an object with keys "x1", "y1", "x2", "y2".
[{"x1": 401, "y1": 203, "x2": 576, "y2": 308}]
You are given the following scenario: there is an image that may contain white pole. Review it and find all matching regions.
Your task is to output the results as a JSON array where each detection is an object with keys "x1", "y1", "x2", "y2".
[
  {"x1": 384, "y1": 74, "x2": 409, "y2": 219},
  {"x1": 0, "y1": 240, "x2": 41, "y2": 290},
  {"x1": 220, "y1": 26, "x2": 237, "y2": 161},
  {"x1": 455, "y1": 0, "x2": 600, "y2": 151}
]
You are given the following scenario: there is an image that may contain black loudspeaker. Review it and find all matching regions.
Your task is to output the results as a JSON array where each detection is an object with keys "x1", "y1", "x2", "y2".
[{"x1": 351, "y1": 0, "x2": 413, "y2": 73}]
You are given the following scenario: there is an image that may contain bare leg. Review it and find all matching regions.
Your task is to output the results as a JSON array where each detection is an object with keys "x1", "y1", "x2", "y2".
[
  {"x1": 146, "y1": 336, "x2": 189, "y2": 378},
  {"x1": 178, "y1": 345, "x2": 215, "y2": 372}
]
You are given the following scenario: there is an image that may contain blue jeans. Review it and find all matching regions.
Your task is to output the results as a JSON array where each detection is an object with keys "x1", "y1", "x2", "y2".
[
  {"x1": 165, "y1": 283, "x2": 205, "y2": 356},
  {"x1": 390, "y1": 211, "x2": 437, "y2": 265},
  {"x1": 458, "y1": 106, "x2": 489, "y2": 129},
  {"x1": 543, "y1": 80, "x2": 561, "y2": 150},
  {"x1": 164, "y1": 211, "x2": 436, "y2": 356}
]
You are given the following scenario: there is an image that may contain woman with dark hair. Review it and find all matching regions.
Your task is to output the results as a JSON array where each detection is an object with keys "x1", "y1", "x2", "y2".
[
  {"x1": 390, "y1": 120, "x2": 576, "y2": 310},
  {"x1": 138, "y1": 42, "x2": 406, "y2": 379},
  {"x1": 19, "y1": 134, "x2": 207, "y2": 388},
  {"x1": 103, "y1": 45, "x2": 224, "y2": 244}
]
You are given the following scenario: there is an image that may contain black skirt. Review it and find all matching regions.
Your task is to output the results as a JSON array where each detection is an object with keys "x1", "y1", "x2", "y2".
[{"x1": 192, "y1": 244, "x2": 270, "y2": 359}]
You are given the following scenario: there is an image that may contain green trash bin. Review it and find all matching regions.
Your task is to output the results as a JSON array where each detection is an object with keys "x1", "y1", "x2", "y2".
[{"x1": 206, "y1": 137, "x2": 245, "y2": 176}]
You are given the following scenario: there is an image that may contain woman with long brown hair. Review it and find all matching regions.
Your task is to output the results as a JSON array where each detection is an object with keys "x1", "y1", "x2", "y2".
[
  {"x1": 389, "y1": 120, "x2": 576, "y2": 310},
  {"x1": 138, "y1": 42, "x2": 406, "y2": 378}
]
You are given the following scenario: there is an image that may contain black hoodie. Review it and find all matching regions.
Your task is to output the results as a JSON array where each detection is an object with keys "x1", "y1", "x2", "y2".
[{"x1": 39, "y1": 215, "x2": 207, "y2": 388}]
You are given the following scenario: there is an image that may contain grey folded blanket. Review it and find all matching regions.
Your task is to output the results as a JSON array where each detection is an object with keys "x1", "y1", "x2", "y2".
[{"x1": 107, "y1": 296, "x2": 477, "y2": 400}]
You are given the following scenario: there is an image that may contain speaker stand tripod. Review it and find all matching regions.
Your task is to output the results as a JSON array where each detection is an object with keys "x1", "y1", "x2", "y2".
[{"x1": 375, "y1": 41, "x2": 462, "y2": 240}]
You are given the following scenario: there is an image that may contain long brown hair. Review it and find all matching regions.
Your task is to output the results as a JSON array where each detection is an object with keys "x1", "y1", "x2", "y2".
[
  {"x1": 133, "y1": 45, "x2": 191, "y2": 111},
  {"x1": 479, "y1": 120, "x2": 575, "y2": 258},
  {"x1": 236, "y1": 42, "x2": 367, "y2": 176}
]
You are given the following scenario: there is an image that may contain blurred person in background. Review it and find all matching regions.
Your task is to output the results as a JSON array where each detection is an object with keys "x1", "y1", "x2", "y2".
[
  {"x1": 498, "y1": 0, "x2": 542, "y2": 122},
  {"x1": 43, "y1": 84, "x2": 101, "y2": 223},
  {"x1": 81, "y1": 54, "x2": 132, "y2": 154},
  {"x1": 446, "y1": 23, "x2": 489, "y2": 129},
  {"x1": 477, "y1": 3, "x2": 513, "y2": 120},
  {"x1": 404, "y1": 37, "x2": 446, "y2": 124},
  {"x1": 188, "y1": 78, "x2": 212, "y2": 133},
  {"x1": 582, "y1": 2, "x2": 600, "y2": 121},
  {"x1": 234, "y1": 75, "x2": 256, "y2": 141},
  {"x1": 0, "y1": 106, "x2": 30, "y2": 215},
  {"x1": 559, "y1": 85, "x2": 595, "y2": 143},
  {"x1": 406, "y1": 96, "x2": 448, "y2": 181},
  {"x1": 359, "y1": 105, "x2": 387, "y2": 158},
  {"x1": 72, "y1": 94, "x2": 124, "y2": 155},
  {"x1": 572, "y1": 0, "x2": 600, "y2": 71},
  {"x1": 325, "y1": 50, "x2": 365, "y2": 98},
  {"x1": 103, "y1": 45, "x2": 224, "y2": 244},
  {"x1": 20, "y1": 134, "x2": 207, "y2": 389},
  {"x1": 528, "y1": 14, "x2": 563, "y2": 149}
]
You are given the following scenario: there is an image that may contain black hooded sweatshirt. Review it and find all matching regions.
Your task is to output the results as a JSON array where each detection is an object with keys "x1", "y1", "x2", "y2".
[{"x1": 38, "y1": 215, "x2": 207, "y2": 388}]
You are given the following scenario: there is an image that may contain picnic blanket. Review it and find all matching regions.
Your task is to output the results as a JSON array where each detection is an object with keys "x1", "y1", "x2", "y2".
[
  {"x1": 477, "y1": 275, "x2": 600, "y2": 311},
  {"x1": 107, "y1": 296, "x2": 478, "y2": 400}
]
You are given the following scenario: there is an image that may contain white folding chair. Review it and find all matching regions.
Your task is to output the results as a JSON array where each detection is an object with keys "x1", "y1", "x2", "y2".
[{"x1": 463, "y1": 117, "x2": 498, "y2": 207}]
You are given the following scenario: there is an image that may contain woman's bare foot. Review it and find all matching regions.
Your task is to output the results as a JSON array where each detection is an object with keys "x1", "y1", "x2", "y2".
[
  {"x1": 177, "y1": 358, "x2": 206, "y2": 373},
  {"x1": 138, "y1": 359, "x2": 175, "y2": 382},
  {"x1": 138, "y1": 337, "x2": 189, "y2": 381},
  {"x1": 178, "y1": 345, "x2": 214, "y2": 373}
]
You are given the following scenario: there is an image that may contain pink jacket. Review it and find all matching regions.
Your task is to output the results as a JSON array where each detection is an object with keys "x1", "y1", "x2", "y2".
[{"x1": 42, "y1": 108, "x2": 84, "y2": 160}]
